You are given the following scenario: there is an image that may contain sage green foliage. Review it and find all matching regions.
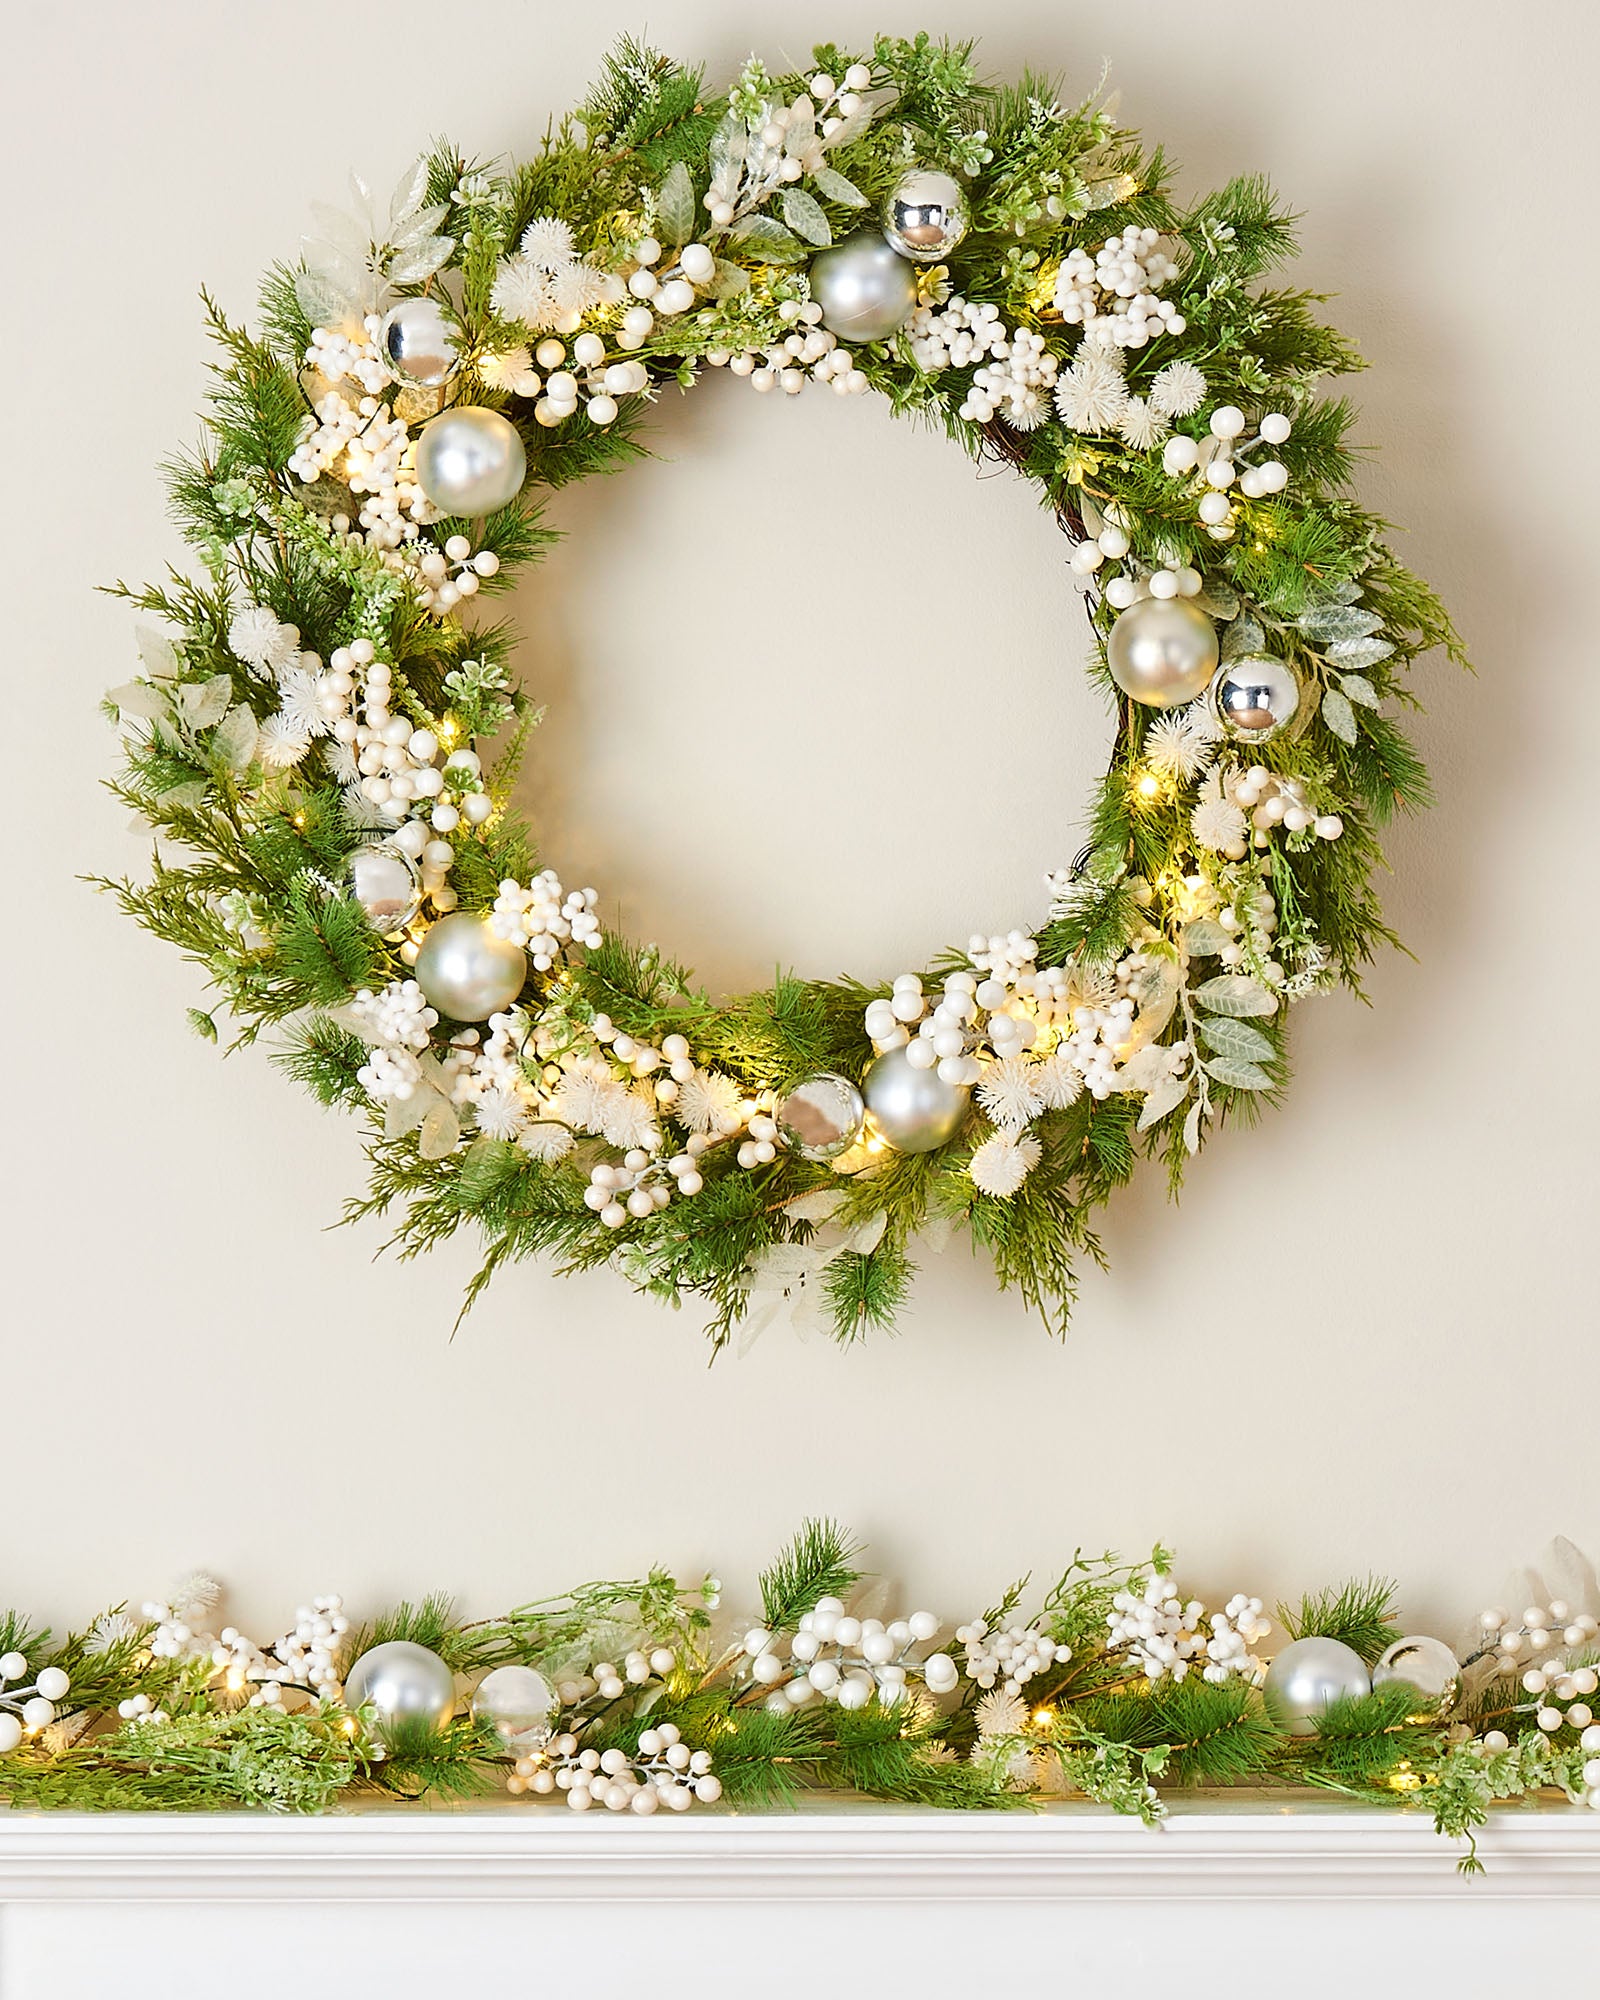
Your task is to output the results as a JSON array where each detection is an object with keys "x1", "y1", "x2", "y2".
[
  {"x1": 104, "y1": 35, "x2": 1461, "y2": 1347},
  {"x1": 0, "y1": 1525, "x2": 1579, "y2": 1859}
]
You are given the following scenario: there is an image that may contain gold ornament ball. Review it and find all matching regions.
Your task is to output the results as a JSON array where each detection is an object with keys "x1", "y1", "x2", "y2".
[
  {"x1": 414, "y1": 912, "x2": 527, "y2": 1021},
  {"x1": 882, "y1": 168, "x2": 969, "y2": 262},
  {"x1": 1105, "y1": 597, "x2": 1220, "y2": 708},
  {"x1": 414, "y1": 406, "x2": 527, "y2": 517}
]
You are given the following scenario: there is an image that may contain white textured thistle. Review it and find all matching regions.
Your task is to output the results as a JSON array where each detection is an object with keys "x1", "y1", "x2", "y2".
[
  {"x1": 1148, "y1": 359, "x2": 1207, "y2": 418},
  {"x1": 673, "y1": 1067, "x2": 744, "y2": 1136},
  {"x1": 1053, "y1": 343, "x2": 1129, "y2": 434},
  {"x1": 975, "y1": 1056, "x2": 1046, "y2": 1132},
  {"x1": 1145, "y1": 705, "x2": 1220, "y2": 781},
  {"x1": 969, "y1": 1130, "x2": 1041, "y2": 1198},
  {"x1": 228, "y1": 604, "x2": 300, "y2": 678},
  {"x1": 1191, "y1": 782, "x2": 1248, "y2": 855}
]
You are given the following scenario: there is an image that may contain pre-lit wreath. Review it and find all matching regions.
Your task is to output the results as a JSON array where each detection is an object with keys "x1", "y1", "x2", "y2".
[{"x1": 103, "y1": 36, "x2": 1459, "y2": 1345}]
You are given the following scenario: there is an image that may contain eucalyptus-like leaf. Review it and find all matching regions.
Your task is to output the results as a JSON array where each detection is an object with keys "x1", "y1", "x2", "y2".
[
  {"x1": 1182, "y1": 918, "x2": 1232, "y2": 959},
  {"x1": 1220, "y1": 614, "x2": 1265, "y2": 660},
  {"x1": 1194, "y1": 581, "x2": 1241, "y2": 621},
  {"x1": 107, "y1": 681, "x2": 172, "y2": 723},
  {"x1": 1202, "y1": 1056, "x2": 1274, "y2": 1091},
  {"x1": 706, "y1": 259, "x2": 751, "y2": 299},
  {"x1": 1321, "y1": 687, "x2": 1358, "y2": 745},
  {"x1": 1298, "y1": 604, "x2": 1383, "y2": 644},
  {"x1": 419, "y1": 1096, "x2": 462, "y2": 1160},
  {"x1": 1136, "y1": 1073, "x2": 1190, "y2": 1132},
  {"x1": 388, "y1": 157, "x2": 431, "y2": 230},
  {"x1": 213, "y1": 704, "x2": 259, "y2": 772},
  {"x1": 780, "y1": 187, "x2": 833, "y2": 246},
  {"x1": 1183, "y1": 1098, "x2": 1206, "y2": 1155},
  {"x1": 136, "y1": 626, "x2": 180, "y2": 678},
  {"x1": 1326, "y1": 635, "x2": 1394, "y2": 669},
  {"x1": 727, "y1": 215, "x2": 808, "y2": 262},
  {"x1": 707, "y1": 109, "x2": 745, "y2": 198},
  {"x1": 1198, "y1": 1015, "x2": 1275, "y2": 1064},
  {"x1": 181, "y1": 676, "x2": 234, "y2": 732},
  {"x1": 811, "y1": 165, "x2": 869, "y2": 207},
  {"x1": 1338, "y1": 673, "x2": 1380, "y2": 709},
  {"x1": 656, "y1": 160, "x2": 696, "y2": 245},
  {"x1": 1192, "y1": 974, "x2": 1278, "y2": 1018}
]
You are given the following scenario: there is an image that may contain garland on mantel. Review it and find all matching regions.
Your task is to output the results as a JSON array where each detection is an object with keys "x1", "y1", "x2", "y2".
[
  {"x1": 99, "y1": 34, "x2": 1463, "y2": 1347},
  {"x1": 3, "y1": 1525, "x2": 1594, "y2": 1869}
]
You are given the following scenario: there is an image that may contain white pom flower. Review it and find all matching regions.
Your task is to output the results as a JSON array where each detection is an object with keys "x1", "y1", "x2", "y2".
[
  {"x1": 1116, "y1": 396, "x2": 1169, "y2": 450},
  {"x1": 228, "y1": 604, "x2": 299, "y2": 677},
  {"x1": 1145, "y1": 705, "x2": 1220, "y2": 781},
  {"x1": 975, "y1": 1057, "x2": 1045, "y2": 1132},
  {"x1": 975, "y1": 1689, "x2": 1028, "y2": 1740},
  {"x1": 519, "y1": 215, "x2": 577, "y2": 269},
  {"x1": 1148, "y1": 360, "x2": 1207, "y2": 419},
  {"x1": 479, "y1": 345, "x2": 533, "y2": 392},
  {"x1": 258, "y1": 713, "x2": 314, "y2": 769},
  {"x1": 969, "y1": 1131, "x2": 1041, "y2": 1198},
  {"x1": 1030, "y1": 1050, "x2": 1084, "y2": 1110},
  {"x1": 474, "y1": 1086, "x2": 530, "y2": 1141},
  {"x1": 274, "y1": 666, "x2": 329, "y2": 739},
  {"x1": 518, "y1": 1121, "x2": 575, "y2": 1163},
  {"x1": 491, "y1": 256, "x2": 558, "y2": 329},
  {"x1": 1053, "y1": 344, "x2": 1128, "y2": 435},
  {"x1": 1191, "y1": 791, "x2": 1248, "y2": 854},
  {"x1": 552, "y1": 264, "x2": 608, "y2": 316},
  {"x1": 674, "y1": 1068, "x2": 744, "y2": 1136}
]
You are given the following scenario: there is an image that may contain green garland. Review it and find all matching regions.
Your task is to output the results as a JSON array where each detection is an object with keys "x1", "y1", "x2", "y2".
[
  {"x1": 101, "y1": 35, "x2": 1463, "y2": 1346},
  {"x1": 1, "y1": 1523, "x2": 1589, "y2": 1871}
]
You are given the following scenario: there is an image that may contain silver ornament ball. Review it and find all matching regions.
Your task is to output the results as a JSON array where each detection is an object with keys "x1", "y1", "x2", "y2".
[
  {"x1": 378, "y1": 297, "x2": 457, "y2": 386},
  {"x1": 415, "y1": 406, "x2": 527, "y2": 517},
  {"x1": 776, "y1": 1073, "x2": 866, "y2": 1161},
  {"x1": 1372, "y1": 1635, "x2": 1460, "y2": 1705},
  {"x1": 349, "y1": 842, "x2": 422, "y2": 935},
  {"x1": 413, "y1": 912, "x2": 527, "y2": 1021},
  {"x1": 808, "y1": 231, "x2": 920, "y2": 343},
  {"x1": 882, "y1": 168, "x2": 969, "y2": 262},
  {"x1": 344, "y1": 1640, "x2": 456, "y2": 1734},
  {"x1": 863, "y1": 1046, "x2": 970, "y2": 1153},
  {"x1": 1210, "y1": 655, "x2": 1301, "y2": 741},
  {"x1": 471, "y1": 1663, "x2": 558, "y2": 1749},
  {"x1": 1105, "y1": 597, "x2": 1220, "y2": 708},
  {"x1": 1263, "y1": 1636, "x2": 1373, "y2": 1736}
]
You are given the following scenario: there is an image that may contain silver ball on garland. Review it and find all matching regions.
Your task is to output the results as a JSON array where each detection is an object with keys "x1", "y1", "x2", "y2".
[
  {"x1": 349, "y1": 842, "x2": 423, "y2": 934},
  {"x1": 808, "y1": 231, "x2": 920, "y2": 343},
  {"x1": 414, "y1": 406, "x2": 527, "y2": 516},
  {"x1": 471, "y1": 1664, "x2": 558, "y2": 1749},
  {"x1": 378, "y1": 297, "x2": 457, "y2": 387},
  {"x1": 1372, "y1": 1635, "x2": 1460, "y2": 1706},
  {"x1": 882, "y1": 168, "x2": 969, "y2": 262},
  {"x1": 1210, "y1": 656, "x2": 1301, "y2": 741},
  {"x1": 414, "y1": 912, "x2": 527, "y2": 1021},
  {"x1": 343, "y1": 1640, "x2": 456, "y2": 1734},
  {"x1": 862, "y1": 1047, "x2": 970, "y2": 1153},
  {"x1": 1263, "y1": 1636, "x2": 1373, "y2": 1737},
  {"x1": 777, "y1": 1073, "x2": 866, "y2": 1161},
  {"x1": 1105, "y1": 597, "x2": 1220, "y2": 708}
]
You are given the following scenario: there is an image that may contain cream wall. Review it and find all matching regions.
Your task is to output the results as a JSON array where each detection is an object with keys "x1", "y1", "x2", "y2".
[{"x1": 7, "y1": 0, "x2": 1595, "y2": 1644}]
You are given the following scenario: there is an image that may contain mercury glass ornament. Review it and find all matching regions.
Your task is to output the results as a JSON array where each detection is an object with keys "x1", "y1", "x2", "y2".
[
  {"x1": 343, "y1": 1640, "x2": 456, "y2": 1734},
  {"x1": 414, "y1": 912, "x2": 527, "y2": 1021},
  {"x1": 378, "y1": 297, "x2": 456, "y2": 386},
  {"x1": 882, "y1": 168, "x2": 969, "y2": 262},
  {"x1": 349, "y1": 843, "x2": 423, "y2": 934},
  {"x1": 863, "y1": 1047, "x2": 970, "y2": 1153},
  {"x1": 1372, "y1": 1635, "x2": 1460, "y2": 1706},
  {"x1": 1263, "y1": 1636, "x2": 1372, "y2": 1736},
  {"x1": 1105, "y1": 597, "x2": 1220, "y2": 708},
  {"x1": 471, "y1": 1663, "x2": 558, "y2": 1749},
  {"x1": 777, "y1": 1073, "x2": 866, "y2": 1161},
  {"x1": 1210, "y1": 655, "x2": 1301, "y2": 741},
  {"x1": 808, "y1": 232, "x2": 920, "y2": 343},
  {"x1": 414, "y1": 406, "x2": 527, "y2": 516}
]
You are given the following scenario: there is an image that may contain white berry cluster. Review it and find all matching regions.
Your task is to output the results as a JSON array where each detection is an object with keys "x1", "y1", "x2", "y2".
[
  {"x1": 707, "y1": 299, "x2": 865, "y2": 397},
  {"x1": 865, "y1": 966, "x2": 1043, "y2": 1087},
  {"x1": 508, "y1": 1723, "x2": 721, "y2": 1812},
  {"x1": 139, "y1": 1577, "x2": 349, "y2": 1708},
  {"x1": 955, "y1": 1617, "x2": 1070, "y2": 1695},
  {"x1": 1477, "y1": 1600, "x2": 1600, "y2": 1672},
  {"x1": 0, "y1": 1651, "x2": 72, "y2": 1756},
  {"x1": 1475, "y1": 1599, "x2": 1600, "y2": 1811},
  {"x1": 1051, "y1": 227, "x2": 1184, "y2": 348},
  {"x1": 550, "y1": 1646, "x2": 679, "y2": 1709},
  {"x1": 904, "y1": 296, "x2": 1061, "y2": 431},
  {"x1": 489, "y1": 871, "x2": 602, "y2": 969},
  {"x1": 1106, "y1": 1573, "x2": 1271, "y2": 1685},
  {"x1": 484, "y1": 330, "x2": 652, "y2": 429},
  {"x1": 1163, "y1": 407, "x2": 1293, "y2": 541},
  {"x1": 349, "y1": 980, "x2": 439, "y2": 1103},
  {"x1": 1192, "y1": 765, "x2": 1343, "y2": 863},
  {"x1": 742, "y1": 1598, "x2": 957, "y2": 1711},
  {"x1": 414, "y1": 532, "x2": 500, "y2": 617},
  {"x1": 702, "y1": 64, "x2": 877, "y2": 232},
  {"x1": 292, "y1": 323, "x2": 440, "y2": 550}
]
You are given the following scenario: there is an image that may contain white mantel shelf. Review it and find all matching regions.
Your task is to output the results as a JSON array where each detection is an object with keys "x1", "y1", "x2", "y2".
[{"x1": 3, "y1": 1795, "x2": 1598, "y2": 1904}]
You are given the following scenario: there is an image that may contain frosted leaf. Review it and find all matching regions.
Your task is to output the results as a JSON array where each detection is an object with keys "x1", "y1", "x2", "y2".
[
  {"x1": 656, "y1": 160, "x2": 696, "y2": 245},
  {"x1": 1198, "y1": 1016, "x2": 1273, "y2": 1064},
  {"x1": 812, "y1": 166, "x2": 868, "y2": 207},
  {"x1": 136, "y1": 626, "x2": 180, "y2": 678},
  {"x1": 1326, "y1": 636, "x2": 1394, "y2": 669},
  {"x1": 1182, "y1": 919, "x2": 1231, "y2": 958},
  {"x1": 727, "y1": 215, "x2": 807, "y2": 262},
  {"x1": 706, "y1": 259, "x2": 750, "y2": 299},
  {"x1": 419, "y1": 1097, "x2": 461, "y2": 1159},
  {"x1": 213, "y1": 704, "x2": 259, "y2": 771},
  {"x1": 1202, "y1": 1056, "x2": 1272, "y2": 1090},
  {"x1": 1182, "y1": 1099, "x2": 1205, "y2": 1155},
  {"x1": 1136, "y1": 1073, "x2": 1189, "y2": 1131},
  {"x1": 1338, "y1": 674, "x2": 1380, "y2": 708},
  {"x1": 780, "y1": 187, "x2": 832, "y2": 246},
  {"x1": 1298, "y1": 604, "x2": 1382, "y2": 644},
  {"x1": 180, "y1": 676, "x2": 234, "y2": 731},
  {"x1": 389, "y1": 236, "x2": 454, "y2": 285},
  {"x1": 1191, "y1": 975, "x2": 1277, "y2": 1018},
  {"x1": 1321, "y1": 688, "x2": 1358, "y2": 744},
  {"x1": 1220, "y1": 615, "x2": 1265, "y2": 661},
  {"x1": 107, "y1": 681, "x2": 171, "y2": 722}
]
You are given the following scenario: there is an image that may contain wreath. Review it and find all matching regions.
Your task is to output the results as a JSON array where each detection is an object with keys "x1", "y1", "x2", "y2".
[
  {"x1": 2, "y1": 1520, "x2": 1593, "y2": 1864},
  {"x1": 103, "y1": 36, "x2": 1461, "y2": 1346}
]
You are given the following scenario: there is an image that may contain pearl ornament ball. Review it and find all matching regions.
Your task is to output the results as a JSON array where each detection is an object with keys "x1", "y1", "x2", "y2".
[
  {"x1": 808, "y1": 232, "x2": 920, "y2": 343},
  {"x1": 414, "y1": 407, "x2": 527, "y2": 516},
  {"x1": 343, "y1": 1640, "x2": 456, "y2": 1734},
  {"x1": 1263, "y1": 1636, "x2": 1372, "y2": 1736},
  {"x1": 1105, "y1": 597, "x2": 1220, "y2": 708},
  {"x1": 414, "y1": 912, "x2": 527, "y2": 1021},
  {"x1": 863, "y1": 1046, "x2": 970, "y2": 1152}
]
